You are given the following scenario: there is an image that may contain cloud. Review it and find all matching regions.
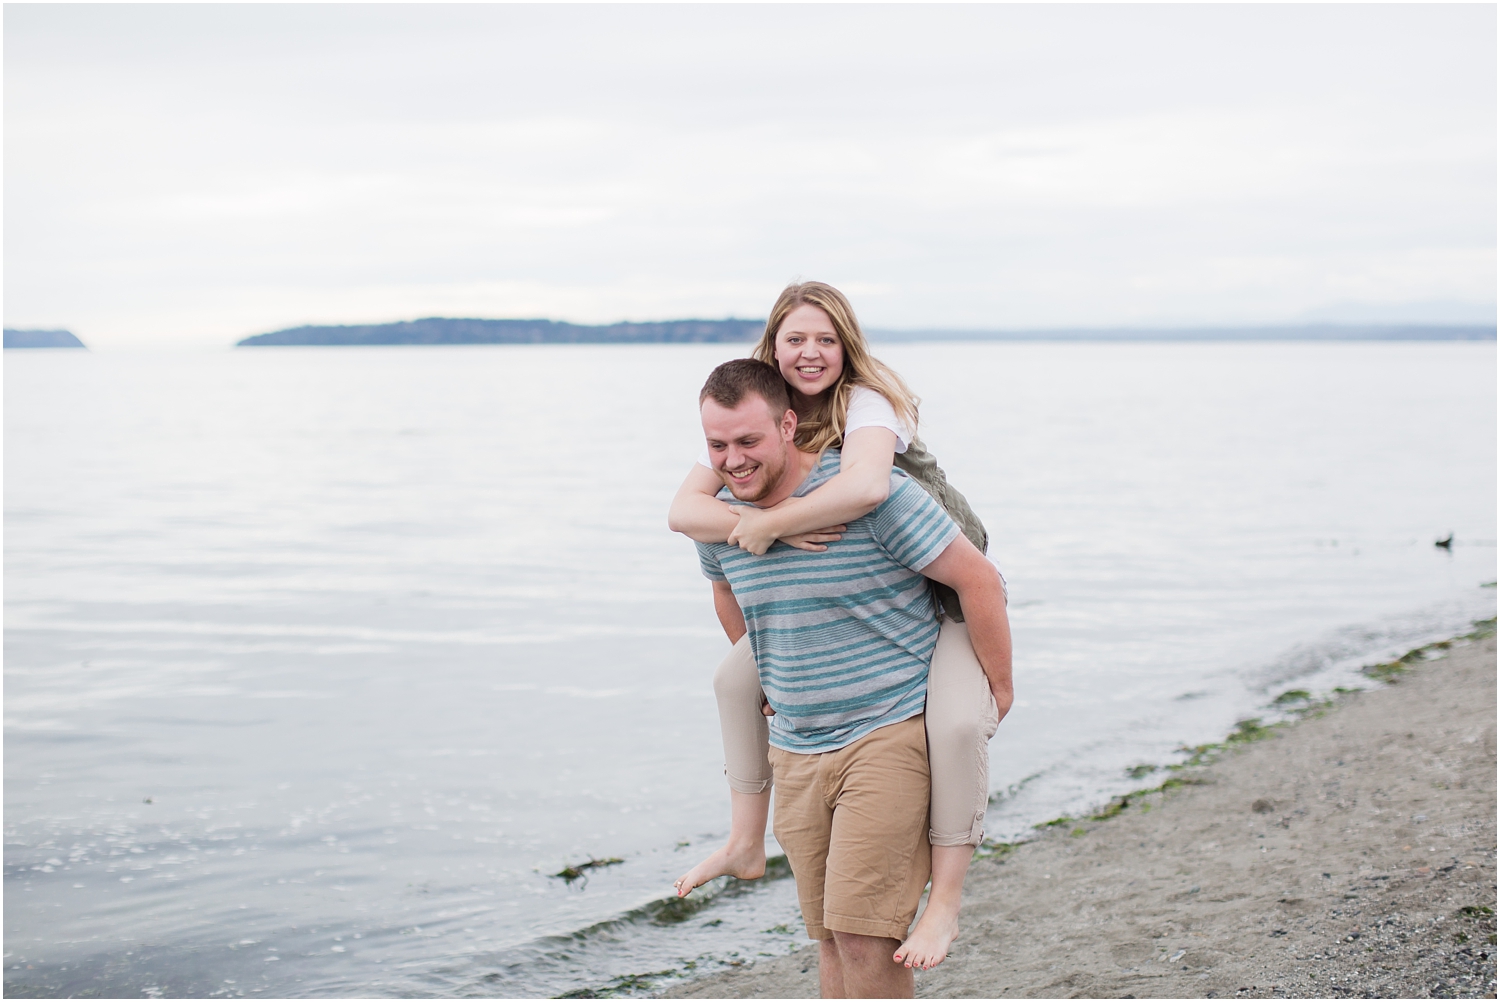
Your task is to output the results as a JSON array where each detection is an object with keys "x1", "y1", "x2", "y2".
[{"x1": 4, "y1": 4, "x2": 1494, "y2": 345}]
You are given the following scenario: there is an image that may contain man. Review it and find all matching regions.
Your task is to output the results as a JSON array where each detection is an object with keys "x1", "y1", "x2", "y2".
[{"x1": 693, "y1": 359, "x2": 1013, "y2": 999}]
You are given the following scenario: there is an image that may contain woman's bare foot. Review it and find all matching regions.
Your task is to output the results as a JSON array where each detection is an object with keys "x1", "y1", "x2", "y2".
[
  {"x1": 672, "y1": 839, "x2": 766, "y2": 897},
  {"x1": 892, "y1": 898, "x2": 960, "y2": 970}
]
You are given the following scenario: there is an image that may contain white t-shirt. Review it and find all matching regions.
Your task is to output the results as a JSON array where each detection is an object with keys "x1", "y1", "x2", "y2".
[{"x1": 696, "y1": 385, "x2": 914, "y2": 469}]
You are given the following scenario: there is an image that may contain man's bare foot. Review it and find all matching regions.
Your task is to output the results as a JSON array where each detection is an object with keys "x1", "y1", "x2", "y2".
[
  {"x1": 892, "y1": 901, "x2": 960, "y2": 970},
  {"x1": 672, "y1": 840, "x2": 766, "y2": 898}
]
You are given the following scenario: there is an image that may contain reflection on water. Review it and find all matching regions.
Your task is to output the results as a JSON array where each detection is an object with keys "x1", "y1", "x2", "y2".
[{"x1": 5, "y1": 342, "x2": 1494, "y2": 997}]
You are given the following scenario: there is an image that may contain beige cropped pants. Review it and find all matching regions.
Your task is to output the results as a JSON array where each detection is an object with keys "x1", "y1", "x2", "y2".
[{"x1": 713, "y1": 619, "x2": 1000, "y2": 847}]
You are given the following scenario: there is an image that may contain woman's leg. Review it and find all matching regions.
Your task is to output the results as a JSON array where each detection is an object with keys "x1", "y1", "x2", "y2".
[
  {"x1": 674, "y1": 636, "x2": 772, "y2": 896},
  {"x1": 894, "y1": 619, "x2": 1000, "y2": 969}
]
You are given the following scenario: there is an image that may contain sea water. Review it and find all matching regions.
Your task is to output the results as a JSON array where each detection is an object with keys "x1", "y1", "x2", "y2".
[{"x1": 5, "y1": 341, "x2": 1494, "y2": 998}]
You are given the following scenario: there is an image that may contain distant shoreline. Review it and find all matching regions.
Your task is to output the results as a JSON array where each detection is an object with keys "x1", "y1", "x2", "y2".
[{"x1": 235, "y1": 318, "x2": 1495, "y2": 347}]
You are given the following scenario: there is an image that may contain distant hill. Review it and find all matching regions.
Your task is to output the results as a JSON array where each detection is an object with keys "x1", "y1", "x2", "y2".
[
  {"x1": 238, "y1": 317, "x2": 764, "y2": 347},
  {"x1": 4, "y1": 328, "x2": 85, "y2": 349}
]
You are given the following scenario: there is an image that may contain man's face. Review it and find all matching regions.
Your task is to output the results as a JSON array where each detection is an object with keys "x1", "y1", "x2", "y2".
[{"x1": 701, "y1": 394, "x2": 797, "y2": 503}]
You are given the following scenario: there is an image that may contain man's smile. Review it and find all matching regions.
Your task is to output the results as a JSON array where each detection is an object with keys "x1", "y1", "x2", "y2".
[{"x1": 726, "y1": 464, "x2": 758, "y2": 482}]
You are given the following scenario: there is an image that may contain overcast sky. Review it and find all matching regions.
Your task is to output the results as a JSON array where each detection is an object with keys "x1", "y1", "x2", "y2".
[{"x1": 5, "y1": 4, "x2": 1495, "y2": 347}]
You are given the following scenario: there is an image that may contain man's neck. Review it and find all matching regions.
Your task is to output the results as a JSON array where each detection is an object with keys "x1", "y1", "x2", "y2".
[{"x1": 755, "y1": 448, "x2": 820, "y2": 508}]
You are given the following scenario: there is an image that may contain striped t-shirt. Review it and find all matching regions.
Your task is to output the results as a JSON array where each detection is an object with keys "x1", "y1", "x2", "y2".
[{"x1": 696, "y1": 449, "x2": 962, "y2": 754}]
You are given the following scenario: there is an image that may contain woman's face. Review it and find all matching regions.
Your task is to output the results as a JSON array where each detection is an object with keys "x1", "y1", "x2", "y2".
[{"x1": 774, "y1": 304, "x2": 845, "y2": 398}]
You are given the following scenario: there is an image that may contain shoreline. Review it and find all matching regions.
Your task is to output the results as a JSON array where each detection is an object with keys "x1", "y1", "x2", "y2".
[{"x1": 660, "y1": 626, "x2": 1498, "y2": 999}]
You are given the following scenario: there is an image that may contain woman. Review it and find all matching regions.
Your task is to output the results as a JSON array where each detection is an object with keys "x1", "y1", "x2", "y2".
[{"x1": 667, "y1": 281, "x2": 1007, "y2": 971}]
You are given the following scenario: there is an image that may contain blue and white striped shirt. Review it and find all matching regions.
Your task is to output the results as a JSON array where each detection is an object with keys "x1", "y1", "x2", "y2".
[{"x1": 696, "y1": 449, "x2": 961, "y2": 754}]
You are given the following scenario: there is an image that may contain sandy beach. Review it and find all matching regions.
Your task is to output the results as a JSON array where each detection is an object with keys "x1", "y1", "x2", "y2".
[{"x1": 662, "y1": 628, "x2": 1497, "y2": 1000}]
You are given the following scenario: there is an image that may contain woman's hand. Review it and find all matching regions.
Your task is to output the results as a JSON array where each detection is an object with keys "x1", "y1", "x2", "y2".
[
  {"x1": 728, "y1": 505, "x2": 845, "y2": 554},
  {"x1": 727, "y1": 505, "x2": 780, "y2": 554}
]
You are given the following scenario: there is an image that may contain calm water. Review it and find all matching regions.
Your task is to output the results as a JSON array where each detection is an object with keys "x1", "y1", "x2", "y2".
[{"x1": 5, "y1": 341, "x2": 1495, "y2": 998}]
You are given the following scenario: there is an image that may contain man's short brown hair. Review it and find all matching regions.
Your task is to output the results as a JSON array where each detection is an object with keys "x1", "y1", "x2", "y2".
[{"x1": 699, "y1": 358, "x2": 792, "y2": 416}]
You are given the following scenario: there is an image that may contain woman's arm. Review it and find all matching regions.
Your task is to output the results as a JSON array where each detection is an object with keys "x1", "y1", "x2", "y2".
[
  {"x1": 728, "y1": 426, "x2": 899, "y2": 555},
  {"x1": 667, "y1": 463, "x2": 742, "y2": 543},
  {"x1": 668, "y1": 462, "x2": 850, "y2": 552}
]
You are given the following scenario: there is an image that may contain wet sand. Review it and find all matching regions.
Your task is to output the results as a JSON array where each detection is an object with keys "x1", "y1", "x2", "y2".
[{"x1": 662, "y1": 632, "x2": 1497, "y2": 999}]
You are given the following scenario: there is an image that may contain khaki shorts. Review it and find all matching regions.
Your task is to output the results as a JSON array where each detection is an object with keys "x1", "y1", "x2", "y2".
[{"x1": 769, "y1": 714, "x2": 932, "y2": 941}]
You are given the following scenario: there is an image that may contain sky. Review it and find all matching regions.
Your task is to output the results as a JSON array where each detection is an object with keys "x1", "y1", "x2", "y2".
[{"x1": 4, "y1": 3, "x2": 1496, "y2": 348}]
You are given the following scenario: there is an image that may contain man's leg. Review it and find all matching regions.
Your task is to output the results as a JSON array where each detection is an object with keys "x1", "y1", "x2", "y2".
[
  {"x1": 766, "y1": 745, "x2": 838, "y2": 962},
  {"x1": 829, "y1": 932, "x2": 913, "y2": 998},
  {"x1": 818, "y1": 938, "x2": 846, "y2": 999},
  {"x1": 821, "y1": 716, "x2": 932, "y2": 995}
]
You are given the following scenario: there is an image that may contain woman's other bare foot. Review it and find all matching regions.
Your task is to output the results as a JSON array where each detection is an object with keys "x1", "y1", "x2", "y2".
[
  {"x1": 672, "y1": 839, "x2": 766, "y2": 897},
  {"x1": 892, "y1": 898, "x2": 960, "y2": 970},
  {"x1": 892, "y1": 843, "x2": 972, "y2": 969}
]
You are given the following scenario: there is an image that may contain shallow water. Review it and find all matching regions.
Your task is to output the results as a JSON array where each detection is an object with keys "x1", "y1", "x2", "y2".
[{"x1": 5, "y1": 341, "x2": 1494, "y2": 998}]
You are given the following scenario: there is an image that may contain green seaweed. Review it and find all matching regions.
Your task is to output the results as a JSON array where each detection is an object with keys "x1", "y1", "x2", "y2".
[
  {"x1": 557, "y1": 968, "x2": 681, "y2": 998},
  {"x1": 976, "y1": 839, "x2": 1018, "y2": 861},
  {"x1": 552, "y1": 857, "x2": 625, "y2": 884},
  {"x1": 1125, "y1": 764, "x2": 1158, "y2": 779},
  {"x1": 763, "y1": 853, "x2": 792, "y2": 880},
  {"x1": 1034, "y1": 815, "x2": 1074, "y2": 830},
  {"x1": 1364, "y1": 660, "x2": 1409, "y2": 683},
  {"x1": 1465, "y1": 617, "x2": 1497, "y2": 640},
  {"x1": 1225, "y1": 717, "x2": 1277, "y2": 745},
  {"x1": 1273, "y1": 689, "x2": 1312, "y2": 705},
  {"x1": 1153, "y1": 775, "x2": 1207, "y2": 793},
  {"x1": 1090, "y1": 795, "x2": 1131, "y2": 821},
  {"x1": 1069, "y1": 826, "x2": 1088, "y2": 837}
]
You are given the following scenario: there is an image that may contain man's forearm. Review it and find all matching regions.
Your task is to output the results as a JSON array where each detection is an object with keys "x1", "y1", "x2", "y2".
[
  {"x1": 951, "y1": 575, "x2": 1013, "y2": 720},
  {"x1": 712, "y1": 582, "x2": 747, "y2": 644},
  {"x1": 907, "y1": 534, "x2": 1014, "y2": 718}
]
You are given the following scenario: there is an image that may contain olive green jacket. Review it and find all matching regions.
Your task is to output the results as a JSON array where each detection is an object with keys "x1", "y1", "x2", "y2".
[{"x1": 892, "y1": 438, "x2": 989, "y2": 622}]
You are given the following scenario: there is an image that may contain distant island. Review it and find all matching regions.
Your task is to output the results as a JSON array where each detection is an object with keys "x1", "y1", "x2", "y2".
[
  {"x1": 4, "y1": 328, "x2": 85, "y2": 349},
  {"x1": 237, "y1": 317, "x2": 764, "y2": 347},
  {"x1": 237, "y1": 317, "x2": 1495, "y2": 347}
]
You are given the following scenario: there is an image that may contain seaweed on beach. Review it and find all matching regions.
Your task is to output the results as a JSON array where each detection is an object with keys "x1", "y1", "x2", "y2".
[
  {"x1": 975, "y1": 839, "x2": 1018, "y2": 861},
  {"x1": 1363, "y1": 618, "x2": 1495, "y2": 684},
  {"x1": 552, "y1": 857, "x2": 625, "y2": 884},
  {"x1": 557, "y1": 967, "x2": 683, "y2": 998}
]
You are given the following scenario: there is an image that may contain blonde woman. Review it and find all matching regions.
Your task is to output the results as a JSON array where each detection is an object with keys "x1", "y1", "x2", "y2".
[{"x1": 667, "y1": 281, "x2": 1007, "y2": 970}]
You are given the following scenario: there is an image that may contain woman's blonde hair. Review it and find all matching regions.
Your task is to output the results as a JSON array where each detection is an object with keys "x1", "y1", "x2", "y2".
[{"x1": 751, "y1": 281, "x2": 920, "y2": 453}]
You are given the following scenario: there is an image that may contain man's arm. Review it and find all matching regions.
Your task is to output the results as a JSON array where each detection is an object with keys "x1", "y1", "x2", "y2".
[
  {"x1": 919, "y1": 535, "x2": 1013, "y2": 721},
  {"x1": 711, "y1": 580, "x2": 747, "y2": 644}
]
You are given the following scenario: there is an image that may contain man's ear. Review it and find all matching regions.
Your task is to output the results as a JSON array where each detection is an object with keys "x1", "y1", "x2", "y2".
[{"x1": 780, "y1": 408, "x2": 798, "y2": 442}]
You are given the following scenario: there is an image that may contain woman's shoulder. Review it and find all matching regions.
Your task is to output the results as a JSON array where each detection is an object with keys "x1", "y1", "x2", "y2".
[
  {"x1": 845, "y1": 383, "x2": 913, "y2": 450},
  {"x1": 847, "y1": 383, "x2": 899, "y2": 418}
]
